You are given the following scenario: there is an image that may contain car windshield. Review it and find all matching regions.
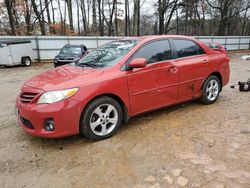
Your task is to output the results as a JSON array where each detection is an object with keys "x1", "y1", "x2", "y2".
[
  {"x1": 60, "y1": 46, "x2": 82, "y2": 55},
  {"x1": 76, "y1": 40, "x2": 139, "y2": 68}
]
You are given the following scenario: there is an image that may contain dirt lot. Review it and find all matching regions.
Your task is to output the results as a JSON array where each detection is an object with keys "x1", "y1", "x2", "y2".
[{"x1": 0, "y1": 53, "x2": 250, "y2": 188}]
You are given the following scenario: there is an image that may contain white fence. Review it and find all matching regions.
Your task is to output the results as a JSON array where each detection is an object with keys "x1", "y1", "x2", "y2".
[{"x1": 0, "y1": 35, "x2": 249, "y2": 60}]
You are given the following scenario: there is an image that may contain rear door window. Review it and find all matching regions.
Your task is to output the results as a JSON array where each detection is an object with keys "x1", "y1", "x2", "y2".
[
  {"x1": 133, "y1": 40, "x2": 172, "y2": 64},
  {"x1": 173, "y1": 39, "x2": 205, "y2": 58}
]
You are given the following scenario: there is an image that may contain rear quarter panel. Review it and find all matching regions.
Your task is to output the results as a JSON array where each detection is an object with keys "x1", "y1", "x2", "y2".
[
  {"x1": 207, "y1": 50, "x2": 230, "y2": 86},
  {"x1": 194, "y1": 39, "x2": 230, "y2": 88}
]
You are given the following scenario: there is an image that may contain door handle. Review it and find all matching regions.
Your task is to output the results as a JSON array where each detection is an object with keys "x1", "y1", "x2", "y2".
[
  {"x1": 168, "y1": 66, "x2": 178, "y2": 72},
  {"x1": 203, "y1": 59, "x2": 209, "y2": 64}
]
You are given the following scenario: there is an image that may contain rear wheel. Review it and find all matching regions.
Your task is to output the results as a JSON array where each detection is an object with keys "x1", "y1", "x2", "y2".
[
  {"x1": 200, "y1": 75, "x2": 221, "y2": 105},
  {"x1": 80, "y1": 96, "x2": 123, "y2": 141},
  {"x1": 22, "y1": 57, "x2": 31, "y2": 67}
]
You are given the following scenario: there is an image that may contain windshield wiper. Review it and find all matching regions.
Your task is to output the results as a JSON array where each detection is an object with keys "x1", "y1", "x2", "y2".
[{"x1": 77, "y1": 62, "x2": 99, "y2": 68}]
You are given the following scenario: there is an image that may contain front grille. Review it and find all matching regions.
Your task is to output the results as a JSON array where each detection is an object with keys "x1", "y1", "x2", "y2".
[
  {"x1": 59, "y1": 57, "x2": 74, "y2": 61},
  {"x1": 20, "y1": 116, "x2": 34, "y2": 129},
  {"x1": 20, "y1": 92, "x2": 38, "y2": 103}
]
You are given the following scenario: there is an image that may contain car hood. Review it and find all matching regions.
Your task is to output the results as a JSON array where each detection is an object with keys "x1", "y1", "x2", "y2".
[
  {"x1": 55, "y1": 53, "x2": 81, "y2": 59},
  {"x1": 24, "y1": 65, "x2": 104, "y2": 91}
]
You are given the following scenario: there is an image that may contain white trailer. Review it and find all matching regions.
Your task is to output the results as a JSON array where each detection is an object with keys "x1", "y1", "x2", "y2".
[{"x1": 0, "y1": 40, "x2": 34, "y2": 66}]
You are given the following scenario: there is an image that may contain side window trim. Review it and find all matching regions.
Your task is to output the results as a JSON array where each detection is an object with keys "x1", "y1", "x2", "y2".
[{"x1": 122, "y1": 39, "x2": 174, "y2": 71}]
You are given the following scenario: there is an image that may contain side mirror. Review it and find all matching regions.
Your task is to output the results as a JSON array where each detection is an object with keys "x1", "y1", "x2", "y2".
[
  {"x1": 213, "y1": 47, "x2": 222, "y2": 52},
  {"x1": 129, "y1": 58, "x2": 147, "y2": 69}
]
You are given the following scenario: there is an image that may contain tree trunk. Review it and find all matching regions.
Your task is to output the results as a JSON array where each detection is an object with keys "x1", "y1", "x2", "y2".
[
  {"x1": 97, "y1": 0, "x2": 104, "y2": 36},
  {"x1": 127, "y1": 0, "x2": 131, "y2": 35},
  {"x1": 57, "y1": 0, "x2": 64, "y2": 35},
  {"x1": 66, "y1": 0, "x2": 74, "y2": 32},
  {"x1": 165, "y1": 0, "x2": 177, "y2": 34},
  {"x1": 23, "y1": 0, "x2": 31, "y2": 35},
  {"x1": 4, "y1": 0, "x2": 16, "y2": 35},
  {"x1": 158, "y1": 0, "x2": 165, "y2": 34},
  {"x1": 50, "y1": 0, "x2": 56, "y2": 34},
  {"x1": 115, "y1": 2, "x2": 118, "y2": 36},
  {"x1": 87, "y1": 0, "x2": 90, "y2": 30},
  {"x1": 241, "y1": 7, "x2": 249, "y2": 35},
  {"x1": 218, "y1": 16, "x2": 227, "y2": 36},
  {"x1": 63, "y1": 0, "x2": 67, "y2": 34},
  {"x1": 184, "y1": 7, "x2": 188, "y2": 35},
  {"x1": 76, "y1": 0, "x2": 81, "y2": 35},
  {"x1": 125, "y1": 0, "x2": 128, "y2": 36},
  {"x1": 80, "y1": 0, "x2": 87, "y2": 35},
  {"x1": 45, "y1": 0, "x2": 53, "y2": 33},
  {"x1": 92, "y1": 0, "x2": 97, "y2": 34},
  {"x1": 108, "y1": 0, "x2": 116, "y2": 36},
  {"x1": 12, "y1": 0, "x2": 21, "y2": 35},
  {"x1": 133, "y1": 0, "x2": 140, "y2": 36},
  {"x1": 31, "y1": 0, "x2": 46, "y2": 35},
  {"x1": 176, "y1": 7, "x2": 179, "y2": 34},
  {"x1": 39, "y1": 0, "x2": 45, "y2": 27}
]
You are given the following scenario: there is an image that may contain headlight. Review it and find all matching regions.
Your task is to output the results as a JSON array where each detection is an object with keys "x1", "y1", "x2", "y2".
[
  {"x1": 54, "y1": 59, "x2": 58, "y2": 63},
  {"x1": 37, "y1": 88, "x2": 79, "y2": 104}
]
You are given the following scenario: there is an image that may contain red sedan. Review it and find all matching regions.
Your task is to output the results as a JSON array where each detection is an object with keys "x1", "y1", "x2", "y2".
[{"x1": 16, "y1": 35, "x2": 230, "y2": 140}]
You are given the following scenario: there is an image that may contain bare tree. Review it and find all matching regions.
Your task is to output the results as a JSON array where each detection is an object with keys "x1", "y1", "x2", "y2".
[
  {"x1": 164, "y1": 0, "x2": 178, "y2": 34},
  {"x1": 158, "y1": 0, "x2": 166, "y2": 34},
  {"x1": 76, "y1": 0, "x2": 81, "y2": 35},
  {"x1": 80, "y1": 0, "x2": 87, "y2": 35},
  {"x1": 50, "y1": 0, "x2": 56, "y2": 34},
  {"x1": 92, "y1": 0, "x2": 97, "y2": 33},
  {"x1": 57, "y1": 0, "x2": 64, "y2": 35},
  {"x1": 45, "y1": 0, "x2": 53, "y2": 33},
  {"x1": 241, "y1": 5, "x2": 249, "y2": 35},
  {"x1": 23, "y1": 0, "x2": 31, "y2": 35},
  {"x1": 206, "y1": 0, "x2": 250, "y2": 35},
  {"x1": 124, "y1": 0, "x2": 129, "y2": 36},
  {"x1": 31, "y1": 0, "x2": 46, "y2": 35},
  {"x1": 1, "y1": 0, "x2": 250, "y2": 36},
  {"x1": 97, "y1": 0, "x2": 104, "y2": 36},
  {"x1": 66, "y1": 0, "x2": 74, "y2": 32},
  {"x1": 4, "y1": 0, "x2": 16, "y2": 35},
  {"x1": 133, "y1": 0, "x2": 140, "y2": 36}
]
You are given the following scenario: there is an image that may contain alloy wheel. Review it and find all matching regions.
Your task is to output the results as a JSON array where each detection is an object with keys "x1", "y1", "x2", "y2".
[
  {"x1": 206, "y1": 79, "x2": 219, "y2": 101},
  {"x1": 89, "y1": 104, "x2": 118, "y2": 136}
]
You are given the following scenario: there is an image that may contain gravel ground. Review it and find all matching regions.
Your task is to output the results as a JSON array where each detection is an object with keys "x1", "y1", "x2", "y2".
[{"x1": 0, "y1": 53, "x2": 250, "y2": 188}]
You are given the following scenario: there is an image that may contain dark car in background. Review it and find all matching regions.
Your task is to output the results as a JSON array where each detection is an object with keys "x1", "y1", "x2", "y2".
[{"x1": 54, "y1": 44, "x2": 88, "y2": 67}]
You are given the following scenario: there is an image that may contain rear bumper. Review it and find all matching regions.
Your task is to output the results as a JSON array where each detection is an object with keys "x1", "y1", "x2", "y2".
[
  {"x1": 16, "y1": 97, "x2": 83, "y2": 138},
  {"x1": 222, "y1": 63, "x2": 230, "y2": 87}
]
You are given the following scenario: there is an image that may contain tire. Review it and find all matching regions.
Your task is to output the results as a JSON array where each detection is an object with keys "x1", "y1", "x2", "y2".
[
  {"x1": 80, "y1": 96, "x2": 123, "y2": 141},
  {"x1": 22, "y1": 57, "x2": 31, "y2": 67},
  {"x1": 200, "y1": 75, "x2": 221, "y2": 105}
]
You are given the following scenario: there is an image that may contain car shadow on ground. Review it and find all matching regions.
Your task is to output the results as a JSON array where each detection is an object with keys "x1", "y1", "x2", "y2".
[
  {"x1": 0, "y1": 61, "x2": 52, "y2": 69},
  {"x1": 23, "y1": 99, "x2": 202, "y2": 150},
  {"x1": 0, "y1": 65, "x2": 24, "y2": 69}
]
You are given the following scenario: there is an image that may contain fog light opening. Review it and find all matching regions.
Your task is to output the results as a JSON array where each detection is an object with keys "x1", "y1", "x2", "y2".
[{"x1": 44, "y1": 118, "x2": 55, "y2": 131}]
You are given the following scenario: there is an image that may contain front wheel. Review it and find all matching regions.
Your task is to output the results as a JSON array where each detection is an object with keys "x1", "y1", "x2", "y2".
[
  {"x1": 200, "y1": 75, "x2": 221, "y2": 105},
  {"x1": 80, "y1": 96, "x2": 123, "y2": 141}
]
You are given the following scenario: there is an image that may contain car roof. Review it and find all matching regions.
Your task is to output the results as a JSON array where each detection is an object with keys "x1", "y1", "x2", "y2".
[
  {"x1": 122, "y1": 35, "x2": 195, "y2": 41},
  {"x1": 64, "y1": 44, "x2": 84, "y2": 47}
]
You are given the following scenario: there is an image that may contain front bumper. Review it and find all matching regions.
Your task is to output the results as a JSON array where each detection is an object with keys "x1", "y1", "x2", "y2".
[{"x1": 16, "y1": 97, "x2": 83, "y2": 138}]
